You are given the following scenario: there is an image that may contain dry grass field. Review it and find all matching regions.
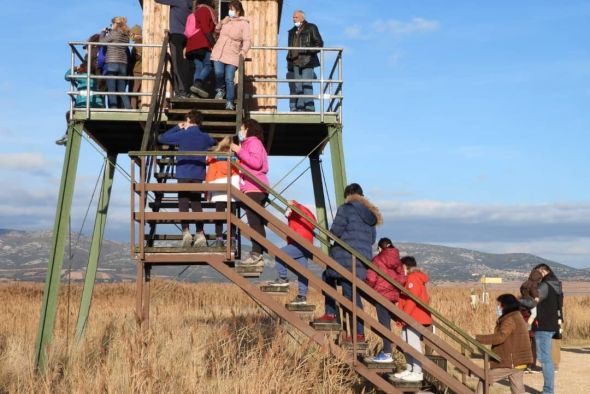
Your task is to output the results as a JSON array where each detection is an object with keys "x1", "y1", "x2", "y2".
[{"x1": 0, "y1": 280, "x2": 588, "y2": 393}]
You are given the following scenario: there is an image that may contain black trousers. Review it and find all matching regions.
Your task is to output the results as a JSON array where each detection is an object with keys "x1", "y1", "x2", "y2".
[
  {"x1": 215, "y1": 201, "x2": 236, "y2": 238},
  {"x1": 178, "y1": 179, "x2": 203, "y2": 232},
  {"x1": 242, "y1": 192, "x2": 268, "y2": 255},
  {"x1": 169, "y1": 33, "x2": 192, "y2": 95}
]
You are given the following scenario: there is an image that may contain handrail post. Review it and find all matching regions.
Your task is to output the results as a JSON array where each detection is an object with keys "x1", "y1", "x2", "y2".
[
  {"x1": 69, "y1": 44, "x2": 75, "y2": 117},
  {"x1": 483, "y1": 353, "x2": 490, "y2": 394},
  {"x1": 319, "y1": 48, "x2": 325, "y2": 122},
  {"x1": 338, "y1": 49, "x2": 343, "y2": 121},
  {"x1": 139, "y1": 157, "x2": 146, "y2": 260},
  {"x1": 352, "y1": 254, "x2": 357, "y2": 362},
  {"x1": 86, "y1": 43, "x2": 91, "y2": 119},
  {"x1": 226, "y1": 153, "x2": 233, "y2": 259}
]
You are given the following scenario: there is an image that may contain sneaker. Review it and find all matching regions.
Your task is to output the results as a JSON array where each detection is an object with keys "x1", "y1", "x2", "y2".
[
  {"x1": 290, "y1": 295, "x2": 307, "y2": 304},
  {"x1": 225, "y1": 101, "x2": 235, "y2": 110},
  {"x1": 315, "y1": 313, "x2": 337, "y2": 323},
  {"x1": 392, "y1": 369, "x2": 411, "y2": 379},
  {"x1": 370, "y1": 352, "x2": 393, "y2": 363},
  {"x1": 401, "y1": 371, "x2": 423, "y2": 382},
  {"x1": 55, "y1": 135, "x2": 68, "y2": 146},
  {"x1": 214, "y1": 89, "x2": 225, "y2": 100},
  {"x1": 524, "y1": 367, "x2": 541, "y2": 374},
  {"x1": 189, "y1": 81, "x2": 208, "y2": 98},
  {"x1": 176, "y1": 91, "x2": 190, "y2": 99},
  {"x1": 181, "y1": 232, "x2": 192, "y2": 248},
  {"x1": 269, "y1": 278, "x2": 289, "y2": 287},
  {"x1": 241, "y1": 253, "x2": 264, "y2": 266},
  {"x1": 193, "y1": 232, "x2": 207, "y2": 248},
  {"x1": 342, "y1": 334, "x2": 366, "y2": 343}
]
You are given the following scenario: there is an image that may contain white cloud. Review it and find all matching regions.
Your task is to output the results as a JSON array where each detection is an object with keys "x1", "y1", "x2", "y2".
[
  {"x1": 372, "y1": 17, "x2": 440, "y2": 35},
  {"x1": 344, "y1": 25, "x2": 363, "y2": 39},
  {"x1": 0, "y1": 152, "x2": 52, "y2": 173}
]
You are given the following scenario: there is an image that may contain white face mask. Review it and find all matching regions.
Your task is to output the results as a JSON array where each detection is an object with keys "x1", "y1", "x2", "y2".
[
  {"x1": 228, "y1": 10, "x2": 236, "y2": 18},
  {"x1": 294, "y1": 21, "x2": 302, "y2": 28},
  {"x1": 496, "y1": 305, "x2": 503, "y2": 317}
]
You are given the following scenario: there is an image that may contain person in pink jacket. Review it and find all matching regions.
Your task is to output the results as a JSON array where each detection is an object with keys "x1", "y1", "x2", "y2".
[
  {"x1": 366, "y1": 238, "x2": 407, "y2": 363},
  {"x1": 230, "y1": 118, "x2": 269, "y2": 265},
  {"x1": 211, "y1": 0, "x2": 251, "y2": 110}
]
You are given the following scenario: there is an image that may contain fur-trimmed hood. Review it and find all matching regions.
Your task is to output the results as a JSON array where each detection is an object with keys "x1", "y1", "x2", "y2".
[{"x1": 345, "y1": 194, "x2": 383, "y2": 226}]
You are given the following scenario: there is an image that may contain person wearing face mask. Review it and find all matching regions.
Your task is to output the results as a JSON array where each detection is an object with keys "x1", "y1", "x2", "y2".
[
  {"x1": 365, "y1": 238, "x2": 406, "y2": 363},
  {"x1": 230, "y1": 119, "x2": 269, "y2": 265},
  {"x1": 211, "y1": 0, "x2": 251, "y2": 110},
  {"x1": 286, "y1": 10, "x2": 323, "y2": 112},
  {"x1": 475, "y1": 294, "x2": 533, "y2": 394}
]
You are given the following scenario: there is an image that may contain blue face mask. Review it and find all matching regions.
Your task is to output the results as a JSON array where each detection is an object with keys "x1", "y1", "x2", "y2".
[
  {"x1": 228, "y1": 10, "x2": 236, "y2": 18},
  {"x1": 496, "y1": 305, "x2": 503, "y2": 317},
  {"x1": 238, "y1": 132, "x2": 246, "y2": 142}
]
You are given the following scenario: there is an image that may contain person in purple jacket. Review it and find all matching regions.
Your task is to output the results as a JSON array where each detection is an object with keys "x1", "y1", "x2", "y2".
[
  {"x1": 230, "y1": 118, "x2": 269, "y2": 265},
  {"x1": 158, "y1": 110, "x2": 216, "y2": 248}
]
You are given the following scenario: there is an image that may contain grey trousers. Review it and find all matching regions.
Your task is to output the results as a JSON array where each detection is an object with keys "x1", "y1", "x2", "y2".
[{"x1": 476, "y1": 368, "x2": 525, "y2": 394}]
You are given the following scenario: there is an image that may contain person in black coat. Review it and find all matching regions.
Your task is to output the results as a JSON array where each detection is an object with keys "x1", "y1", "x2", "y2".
[
  {"x1": 315, "y1": 183, "x2": 382, "y2": 342},
  {"x1": 286, "y1": 10, "x2": 323, "y2": 112}
]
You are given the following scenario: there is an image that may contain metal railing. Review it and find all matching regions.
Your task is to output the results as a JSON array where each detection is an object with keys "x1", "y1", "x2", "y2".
[
  {"x1": 245, "y1": 46, "x2": 343, "y2": 122},
  {"x1": 129, "y1": 150, "x2": 497, "y2": 394}
]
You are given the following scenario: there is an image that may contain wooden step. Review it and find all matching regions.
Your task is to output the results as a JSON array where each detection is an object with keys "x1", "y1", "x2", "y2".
[
  {"x1": 385, "y1": 375, "x2": 423, "y2": 392},
  {"x1": 166, "y1": 120, "x2": 237, "y2": 128},
  {"x1": 235, "y1": 264, "x2": 264, "y2": 278},
  {"x1": 167, "y1": 108, "x2": 237, "y2": 116},
  {"x1": 146, "y1": 234, "x2": 234, "y2": 241},
  {"x1": 168, "y1": 97, "x2": 227, "y2": 109},
  {"x1": 148, "y1": 201, "x2": 225, "y2": 210},
  {"x1": 361, "y1": 356, "x2": 396, "y2": 372},
  {"x1": 339, "y1": 339, "x2": 368, "y2": 354},
  {"x1": 136, "y1": 246, "x2": 228, "y2": 253},
  {"x1": 260, "y1": 285, "x2": 289, "y2": 293},
  {"x1": 310, "y1": 321, "x2": 342, "y2": 331},
  {"x1": 285, "y1": 303, "x2": 316, "y2": 312}
]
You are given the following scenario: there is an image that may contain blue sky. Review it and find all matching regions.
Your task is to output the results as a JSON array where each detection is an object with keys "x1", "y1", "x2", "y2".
[{"x1": 0, "y1": 1, "x2": 588, "y2": 268}]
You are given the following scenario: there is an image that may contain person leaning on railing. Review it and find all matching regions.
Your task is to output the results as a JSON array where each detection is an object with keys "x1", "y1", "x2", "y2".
[
  {"x1": 316, "y1": 183, "x2": 383, "y2": 343},
  {"x1": 99, "y1": 16, "x2": 131, "y2": 109},
  {"x1": 230, "y1": 118, "x2": 269, "y2": 266},
  {"x1": 211, "y1": 0, "x2": 251, "y2": 110}
]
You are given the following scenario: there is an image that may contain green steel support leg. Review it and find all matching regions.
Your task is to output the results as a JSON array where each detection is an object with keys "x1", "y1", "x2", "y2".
[
  {"x1": 309, "y1": 154, "x2": 330, "y2": 253},
  {"x1": 329, "y1": 125, "x2": 347, "y2": 206},
  {"x1": 74, "y1": 154, "x2": 117, "y2": 342},
  {"x1": 34, "y1": 121, "x2": 83, "y2": 371}
]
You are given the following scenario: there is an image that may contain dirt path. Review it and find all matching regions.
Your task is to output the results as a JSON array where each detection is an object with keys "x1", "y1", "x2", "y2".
[{"x1": 488, "y1": 346, "x2": 590, "y2": 393}]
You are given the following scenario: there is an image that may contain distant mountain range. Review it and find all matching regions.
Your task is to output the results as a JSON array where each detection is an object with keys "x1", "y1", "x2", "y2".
[{"x1": 0, "y1": 229, "x2": 588, "y2": 282}]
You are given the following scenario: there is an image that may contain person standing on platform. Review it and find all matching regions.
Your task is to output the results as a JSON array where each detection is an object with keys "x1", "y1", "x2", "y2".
[
  {"x1": 475, "y1": 294, "x2": 533, "y2": 394},
  {"x1": 128, "y1": 25, "x2": 143, "y2": 109},
  {"x1": 269, "y1": 200, "x2": 317, "y2": 305},
  {"x1": 185, "y1": 0, "x2": 217, "y2": 98},
  {"x1": 230, "y1": 118, "x2": 269, "y2": 265},
  {"x1": 156, "y1": 0, "x2": 193, "y2": 98},
  {"x1": 365, "y1": 238, "x2": 406, "y2": 363},
  {"x1": 316, "y1": 183, "x2": 382, "y2": 343},
  {"x1": 211, "y1": 0, "x2": 251, "y2": 110},
  {"x1": 158, "y1": 110, "x2": 216, "y2": 248},
  {"x1": 286, "y1": 10, "x2": 323, "y2": 112},
  {"x1": 99, "y1": 16, "x2": 131, "y2": 109},
  {"x1": 520, "y1": 263, "x2": 563, "y2": 394}
]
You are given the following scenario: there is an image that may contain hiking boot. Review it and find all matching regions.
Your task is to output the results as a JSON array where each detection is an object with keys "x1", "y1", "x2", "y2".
[
  {"x1": 401, "y1": 371, "x2": 423, "y2": 382},
  {"x1": 290, "y1": 295, "x2": 307, "y2": 305},
  {"x1": 193, "y1": 232, "x2": 207, "y2": 248},
  {"x1": 55, "y1": 135, "x2": 68, "y2": 146},
  {"x1": 225, "y1": 101, "x2": 235, "y2": 110},
  {"x1": 241, "y1": 252, "x2": 264, "y2": 266},
  {"x1": 392, "y1": 369, "x2": 411, "y2": 379},
  {"x1": 214, "y1": 89, "x2": 225, "y2": 100},
  {"x1": 181, "y1": 231, "x2": 193, "y2": 248},
  {"x1": 269, "y1": 278, "x2": 289, "y2": 287},
  {"x1": 315, "y1": 313, "x2": 337, "y2": 323},
  {"x1": 370, "y1": 352, "x2": 393, "y2": 363},
  {"x1": 189, "y1": 81, "x2": 209, "y2": 98}
]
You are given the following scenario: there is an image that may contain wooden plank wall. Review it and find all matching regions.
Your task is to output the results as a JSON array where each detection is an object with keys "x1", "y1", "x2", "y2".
[{"x1": 141, "y1": 0, "x2": 279, "y2": 111}]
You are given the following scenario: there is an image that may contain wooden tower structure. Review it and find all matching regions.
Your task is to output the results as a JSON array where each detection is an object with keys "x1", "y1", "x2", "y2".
[{"x1": 35, "y1": 1, "x2": 499, "y2": 393}]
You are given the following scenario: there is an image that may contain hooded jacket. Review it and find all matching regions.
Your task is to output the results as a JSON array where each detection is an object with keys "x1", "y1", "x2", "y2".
[
  {"x1": 533, "y1": 273, "x2": 563, "y2": 332},
  {"x1": 211, "y1": 16, "x2": 251, "y2": 67},
  {"x1": 366, "y1": 247, "x2": 406, "y2": 302},
  {"x1": 329, "y1": 194, "x2": 382, "y2": 275},
  {"x1": 287, "y1": 201, "x2": 316, "y2": 245},
  {"x1": 185, "y1": 4, "x2": 216, "y2": 53},
  {"x1": 476, "y1": 309, "x2": 534, "y2": 369},
  {"x1": 235, "y1": 136, "x2": 269, "y2": 193},
  {"x1": 399, "y1": 270, "x2": 432, "y2": 325},
  {"x1": 155, "y1": 0, "x2": 193, "y2": 35}
]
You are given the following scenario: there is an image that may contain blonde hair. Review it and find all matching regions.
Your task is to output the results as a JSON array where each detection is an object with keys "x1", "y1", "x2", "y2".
[
  {"x1": 129, "y1": 24, "x2": 142, "y2": 40},
  {"x1": 111, "y1": 16, "x2": 129, "y2": 34},
  {"x1": 213, "y1": 136, "x2": 232, "y2": 152}
]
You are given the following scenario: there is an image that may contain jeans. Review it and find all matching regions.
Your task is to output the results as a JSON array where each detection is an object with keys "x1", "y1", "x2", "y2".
[
  {"x1": 105, "y1": 62, "x2": 130, "y2": 109},
  {"x1": 322, "y1": 267, "x2": 365, "y2": 335},
  {"x1": 242, "y1": 192, "x2": 268, "y2": 255},
  {"x1": 376, "y1": 303, "x2": 393, "y2": 354},
  {"x1": 192, "y1": 50, "x2": 212, "y2": 83},
  {"x1": 178, "y1": 179, "x2": 203, "y2": 233},
  {"x1": 169, "y1": 33, "x2": 192, "y2": 95},
  {"x1": 293, "y1": 65, "x2": 316, "y2": 111},
  {"x1": 213, "y1": 61, "x2": 238, "y2": 102},
  {"x1": 286, "y1": 70, "x2": 297, "y2": 111},
  {"x1": 275, "y1": 243, "x2": 311, "y2": 296},
  {"x1": 535, "y1": 330, "x2": 555, "y2": 394},
  {"x1": 401, "y1": 326, "x2": 423, "y2": 373}
]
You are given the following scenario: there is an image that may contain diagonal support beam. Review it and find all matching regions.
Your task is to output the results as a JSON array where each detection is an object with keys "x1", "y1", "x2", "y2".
[
  {"x1": 35, "y1": 121, "x2": 83, "y2": 370},
  {"x1": 309, "y1": 154, "x2": 330, "y2": 253},
  {"x1": 75, "y1": 154, "x2": 117, "y2": 342},
  {"x1": 328, "y1": 125, "x2": 347, "y2": 206}
]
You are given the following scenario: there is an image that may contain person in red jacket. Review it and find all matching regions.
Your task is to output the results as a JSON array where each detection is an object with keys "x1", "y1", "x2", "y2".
[
  {"x1": 392, "y1": 256, "x2": 432, "y2": 382},
  {"x1": 185, "y1": 0, "x2": 217, "y2": 98},
  {"x1": 269, "y1": 200, "x2": 316, "y2": 304},
  {"x1": 366, "y1": 238, "x2": 406, "y2": 363}
]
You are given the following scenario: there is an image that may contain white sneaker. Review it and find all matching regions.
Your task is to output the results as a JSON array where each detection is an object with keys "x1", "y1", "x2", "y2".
[
  {"x1": 393, "y1": 369, "x2": 411, "y2": 379},
  {"x1": 193, "y1": 232, "x2": 207, "y2": 248},
  {"x1": 401, "y1": 371, "x2": 423, "y2": 382},
  {"x1": 181, "y1": 232, "x2": 192, "y2": 248}
]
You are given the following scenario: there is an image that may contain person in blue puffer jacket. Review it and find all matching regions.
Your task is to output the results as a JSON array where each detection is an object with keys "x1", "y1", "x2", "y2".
[
  {"x1": 315, "y1": 183, "x2": 383, "y2": 342},
  {"x1": 65, "y1": 63, "x2": 104, "y2": 108}
]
